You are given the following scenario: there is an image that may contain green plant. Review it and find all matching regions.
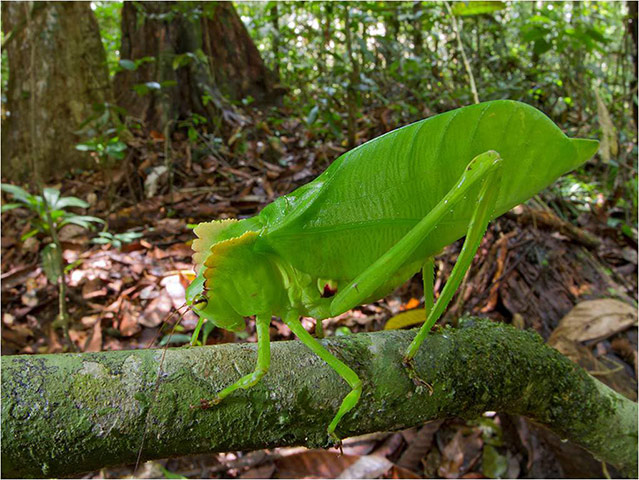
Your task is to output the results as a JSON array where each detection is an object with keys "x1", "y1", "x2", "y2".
[
  {"x1": 75, "y1": 102, "x2": 129, "y2": 165},
  {"x1": 91, "y1": 230, "x2": 143, "y2": 249},
  {"x1": 1, "y1": 183, "x2": 104, "y2": 338},
  {"x1": 1, "y1": 184, "x2": 104, "y2": 242}
]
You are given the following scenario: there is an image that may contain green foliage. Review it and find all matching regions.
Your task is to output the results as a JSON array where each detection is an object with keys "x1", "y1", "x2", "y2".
[
  {"x1": 87, "y1": 1, "x2": 634, "y2": 227},
  {"x1": 92, "y1": 1, "x2": 123, "y2": 77},
  {"x1": 75, "y1": 102, "x2": 129, "y2": 164},
  {"x1": 1, "y1": 184, "x2": 104, "y2": 239},
  {"x1": 1, "y1": 183, "x2": 104, "y2": 284},
  {"x1": 452, "y1": 1, "x2": 506, "y2": 17},
  {"x1": 232, "y1": 1, "x2": 635, "y2": 228},
  {"x1": 91, "y1": 230, "x2": 143, "y2": 249}
]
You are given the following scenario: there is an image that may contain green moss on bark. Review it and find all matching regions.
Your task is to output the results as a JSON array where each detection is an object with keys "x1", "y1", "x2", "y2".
[{"x1": 2, "y1": 319, "x2": 637, "y2": 478}]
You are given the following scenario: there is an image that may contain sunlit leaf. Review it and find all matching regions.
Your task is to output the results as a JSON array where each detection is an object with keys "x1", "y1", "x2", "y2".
[
  {"x1": 43, "y1": 188, "x2": 61, "y2": 209},
  {"x1": 451, "y1": 1, "x2": 506, "y2": 16},
  {"x1": 384, "y1": 309, "x2": 426, "y2": 330},
  {"x1": 56, "y1": 196, "x2": 90, "y2": 209},
  {"x1": 1, "y1": 203, "x2": 23, "y2": 213},
  {"x1": 307, "y1": 105, "x2": 319, "y2": 125},
  {"x1": 1, "y1": 183, "x2": 32, "y2": 203}
]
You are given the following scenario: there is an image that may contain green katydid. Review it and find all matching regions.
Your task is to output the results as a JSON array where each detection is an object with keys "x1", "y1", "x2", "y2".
[{"x1": 183, "y1": 100, "x2": 598, "y2": 445}]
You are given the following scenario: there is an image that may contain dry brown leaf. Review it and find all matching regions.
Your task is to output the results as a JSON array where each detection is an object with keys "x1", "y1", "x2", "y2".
[
  {"x1": 548, "y1": 299, "x2": 637, "y2": 345},
  {"x1": 161, "y1": 274, "x2": 187, "y2": 308},
  {"x1": 549, "y1": 332, "x2": 637, "y2": 400},
  {"x1": 388, "y1": 465, "x2": 422, "y2": 479},
  {"x1": 84, "y1": 318, "x2": 103, "y2": 352},
  {"x1": 274, "y1": 450, "x2": 357, "y2": 479},
  {"x1": 371, "y1": 433, "x2": 404, "y2": 458},
  {"x1": 397, "y1": 420, "x2": 443, "y2": 472},
  {"x1": 140, "y1": 295, "x2": 173, "y2": 328},
  {"x1": 240, "y1": 462, "x2": 276, "y2": 479},
  {"x1": 337, "y1": 455, "x2": 393, "y2": 479},
  {"x1": 438, "y1": 429, "x2": 483, "y2": 479}
]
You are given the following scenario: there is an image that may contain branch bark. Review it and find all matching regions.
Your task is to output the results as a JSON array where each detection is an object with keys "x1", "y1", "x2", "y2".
[{"x1": 2, "y1": 319, "x2": 637, "y2": 478}]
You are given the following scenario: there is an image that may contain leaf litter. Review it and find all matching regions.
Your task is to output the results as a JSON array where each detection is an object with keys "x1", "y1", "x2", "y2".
[{"x1": 1, "y1": 106, "x2": 637, "y2": 479}]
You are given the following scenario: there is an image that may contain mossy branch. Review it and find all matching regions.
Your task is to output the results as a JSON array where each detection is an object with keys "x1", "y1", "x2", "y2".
[{"x1": 2, "y1": 319, "x2": 637, "y2": 478}]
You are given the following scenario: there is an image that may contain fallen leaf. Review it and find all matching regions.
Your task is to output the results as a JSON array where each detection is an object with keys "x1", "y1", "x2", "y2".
[
  {"x1": 84, "y1": 318, "x2": 103, "y2": 352},
  {"x1": 388, "y1": 465, "x2": 422, "y2": 479},
  {"x1": 274, "y1": 450, "x2": 357, "y2": 478},
  {"x1": 402, "y1": 298, "x2": 421, "y2": 310},
  {"x1": 438, "y1": 429, "x2": 483, "y2": 479},
  {"x1": 549, "y1": 299, "x2": 637, "y2": 345},
  {"x1": 240, "y1": 462, "x2": 275, "y2": 479},
  {"x1": 337, "y1": 455, "x2": 393, "y2": 479},
  {"x1": 397, "y1": 420, "x2": 443, "y2": 472},
  {"x1": 161, "y1": 274, "x2": 187, "y2": 307},
  {"x1": 385, "y1": 309, "x2": 426, "y2": 330},
  {"x1": 140, "y1": 295, "x2": 173, "y2": 328}
]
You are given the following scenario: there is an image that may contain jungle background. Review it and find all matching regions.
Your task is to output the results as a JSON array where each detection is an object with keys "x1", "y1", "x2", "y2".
[{"x1": 1, "y1": 1, "x2": 637, "y2": 478}]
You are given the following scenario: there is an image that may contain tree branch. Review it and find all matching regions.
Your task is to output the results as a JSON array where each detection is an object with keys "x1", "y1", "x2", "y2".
[{"x1": 2, "y1": 319, "x2": 637, "y2": 478}]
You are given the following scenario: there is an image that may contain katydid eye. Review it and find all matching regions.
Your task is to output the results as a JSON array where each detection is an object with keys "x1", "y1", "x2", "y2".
[{"x1": 192, "y1": 294, "x2": 208, "y2": 310}]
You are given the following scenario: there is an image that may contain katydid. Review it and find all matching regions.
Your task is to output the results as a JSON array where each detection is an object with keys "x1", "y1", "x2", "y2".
[{"x1": 184, "y1": 100, "x2": 598, "y2": 444}]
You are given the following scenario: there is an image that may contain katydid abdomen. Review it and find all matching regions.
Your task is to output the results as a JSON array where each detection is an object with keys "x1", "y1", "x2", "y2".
[{"x1": 258, "y1": 100, "x2": 596, "y2": 290}]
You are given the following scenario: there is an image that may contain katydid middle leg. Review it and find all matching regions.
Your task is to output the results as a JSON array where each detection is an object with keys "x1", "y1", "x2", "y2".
[
  {"x1": 192, "y1": 313, "x2": 271, "y2": 408},
  {"x1": 283, "y1": 310, "x2": 361, "y2": 446},
  {"x1": 423, "y1": 258, "x2": 435, "y2": 318}
]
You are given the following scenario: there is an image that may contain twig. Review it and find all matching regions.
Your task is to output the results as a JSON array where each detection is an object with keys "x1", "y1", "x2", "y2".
[{"x1": 445, "y1": 2, "x2": 480, "y2": 104}]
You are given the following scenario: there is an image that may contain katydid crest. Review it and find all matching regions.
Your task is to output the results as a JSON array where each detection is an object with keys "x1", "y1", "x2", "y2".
[{"x1": 184, "y1": 100, "x2": 598, "y2": 444}]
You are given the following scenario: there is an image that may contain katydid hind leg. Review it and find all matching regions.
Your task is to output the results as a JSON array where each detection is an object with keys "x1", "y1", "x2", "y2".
[
  {"x1": 422, "y1": 258, "x2": 435, "y2": 318},
  {"x1": 329, "y1": 150, "x2": 502, "y2": 317},
  {"x1": 404, "y1": 163, "x2": 503, "y2": 371},
  {"x1": 192, "y1": 314, "x2": 271, "y2": 408},
  {"x1": 283, "y1": 311, "x2": 361, "y2": 445}
]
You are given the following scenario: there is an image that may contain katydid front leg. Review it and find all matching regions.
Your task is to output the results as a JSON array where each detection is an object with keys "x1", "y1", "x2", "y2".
[
  {"x1": 328, "y1": 150, "x2": 503, "y2": 381},
  {"x1": 192, "y1": 313, "x2": 271, "y2": 408},
  {"x1": 283, "y1": 310, "x2": 361, "y2": 446}
]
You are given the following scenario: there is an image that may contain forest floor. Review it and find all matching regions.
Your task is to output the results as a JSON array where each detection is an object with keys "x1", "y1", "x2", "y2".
[{"x1": 1, "y1": 106, "x2": 637, "y2": 479}]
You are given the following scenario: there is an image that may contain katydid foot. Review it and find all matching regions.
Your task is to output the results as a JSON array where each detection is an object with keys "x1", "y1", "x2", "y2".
[
  {"x1": 190, "y1": 397, "x2": 223, "y2": 409},
  {"x1": 402, "y1": 356, "x2": 434, "y2": 395},
  {"x1": 328, "y1": 431, "x2": 344, "y2": 455}
]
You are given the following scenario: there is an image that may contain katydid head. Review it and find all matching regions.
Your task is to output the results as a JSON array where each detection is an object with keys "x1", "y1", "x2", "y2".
[
  {"x1": 187, "y1": 219, "x2": 291, "y2": 332},
  {"x1": 190, "y1": 292, "x2": 247, "y2": 332},
  {"x1": 187, "y1": 217, "x2": 338, "y2": 330}
]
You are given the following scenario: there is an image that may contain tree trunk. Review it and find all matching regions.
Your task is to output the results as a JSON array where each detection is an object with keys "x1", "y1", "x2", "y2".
[
  {"x1": 627, "y1": 0, "x2": 638, "y2": 123},
  {"x1": 271, "y1": 3, "x2": 280, "y2": 78},
  {"x1": 412, "y1": 2, "x2": 423, "y2": 56},
  {"x1": 1, "y1": 1, "x2": 112, "y2": 182},
  {"x1": 113, "y1": 1, "x2": 279, "y2": 132},
  {"x1": 2, "y1": 319, "x2": 637, "y2": 478}
]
